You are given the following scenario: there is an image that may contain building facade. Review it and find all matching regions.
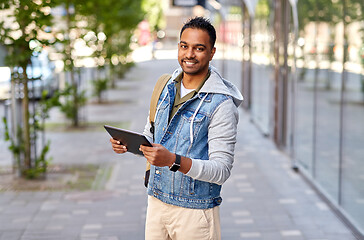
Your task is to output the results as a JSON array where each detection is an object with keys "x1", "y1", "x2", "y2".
[{"x1": 238, "y1": 0, "x2": 364, "y2": 238}]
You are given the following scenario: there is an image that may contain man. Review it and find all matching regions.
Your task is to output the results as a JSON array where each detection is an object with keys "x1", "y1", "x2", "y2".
[{"x1": 110, "y1": 17, "x2": 243, "y2": 240}]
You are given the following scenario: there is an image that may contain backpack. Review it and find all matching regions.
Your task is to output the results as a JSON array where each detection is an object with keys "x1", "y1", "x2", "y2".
[{"x1": 144, "y1": 73, "x2": 171, "y2": 187}]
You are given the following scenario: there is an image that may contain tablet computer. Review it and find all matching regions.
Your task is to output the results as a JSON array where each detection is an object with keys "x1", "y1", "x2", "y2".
[{"x1": 104, "y1": 125, "x2": 152, "y2": 156}]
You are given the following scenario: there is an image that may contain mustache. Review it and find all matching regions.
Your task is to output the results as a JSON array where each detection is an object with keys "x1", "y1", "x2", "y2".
[{"x1": 182, "y1": 58, "x2": 198, "y2": 63}]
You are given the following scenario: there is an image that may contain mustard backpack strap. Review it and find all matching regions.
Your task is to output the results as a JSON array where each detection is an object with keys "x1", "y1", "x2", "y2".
[
  {"x1": 149, "y1": 73, "x2": 171, "y2": 126},
  {"x1": 144, "y1": 73, "x2": 171, "y2": 188}
]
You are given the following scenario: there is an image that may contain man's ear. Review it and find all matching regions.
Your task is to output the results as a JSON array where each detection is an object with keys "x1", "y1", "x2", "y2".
[{"x1": 210, "y1": 47, "x2": 216, "y2": 61}]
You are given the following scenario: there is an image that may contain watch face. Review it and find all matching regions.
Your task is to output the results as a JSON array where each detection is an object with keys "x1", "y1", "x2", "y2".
[
  {"x1": 170, "y1": 154, "x2": 181, "y2": 172},
  {"x1": 170, "y1": 163, "x2": 180, "y2": 172}
]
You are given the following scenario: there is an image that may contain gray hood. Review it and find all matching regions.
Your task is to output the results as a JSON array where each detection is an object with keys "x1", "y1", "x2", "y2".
[{"x1": 171, "y1": 65, "x2": 243, "y2": 107}]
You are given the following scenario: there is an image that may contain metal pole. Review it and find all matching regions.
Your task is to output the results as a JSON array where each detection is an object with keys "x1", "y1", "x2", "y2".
[
  {"x1": 338, "y1": 0, "x2": 347, "y2": 207},
  {"x1": 241, "y1": 0, "x2": 248, "y2": 109},
  {"x1": 248, "y1": 15, "x2": 252, "y2": 110},
  {"x1": 221, "y1": 18, "x2": 226, "y2": 78},
  {"x1": 281, "y1": 0, "x2": 290, "y2": 147},
  {"x1": 273, "y1": 0, "x2": 281, "y2": 144},
  {"x1": 10, "y1": 77, "x2": 17, "y2": 174},
  {"x1": 312, "y1": 0, "x2": 319, "y2": 179},
  {"x1": 290, "y1": 1, "x2": 299, "y2": 170}
]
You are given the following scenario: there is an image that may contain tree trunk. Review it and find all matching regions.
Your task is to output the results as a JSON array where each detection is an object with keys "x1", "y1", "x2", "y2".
[
  {"x1": 22, "y1": 66, "x2": 31, "y2": 172},
  {"x1": 71, "y1": 70, "x2": 79, "y2": 127},
  {"x1": 65, "y1": 1, "x2": 79, "y2": 127}
]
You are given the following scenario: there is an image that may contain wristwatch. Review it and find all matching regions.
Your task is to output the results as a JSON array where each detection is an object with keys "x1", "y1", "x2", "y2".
[{"x1": 169, "y1": 154, "x2": 181, "y2": 172}]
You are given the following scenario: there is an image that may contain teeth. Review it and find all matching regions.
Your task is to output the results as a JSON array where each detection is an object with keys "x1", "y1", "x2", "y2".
[{"x1": 185, "y1": 61, "x2": 195, "y2": 65}]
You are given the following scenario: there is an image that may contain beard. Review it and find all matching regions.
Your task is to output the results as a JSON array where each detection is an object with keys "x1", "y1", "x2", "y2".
[{"x1": 179, "y1": 58, "x2": 208, "y2": 75}]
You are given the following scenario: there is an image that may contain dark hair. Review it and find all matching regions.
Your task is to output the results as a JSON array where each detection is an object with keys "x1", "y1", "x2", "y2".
[{"x1": 180, "y1": 17, "x2": 216, "y2": 49}]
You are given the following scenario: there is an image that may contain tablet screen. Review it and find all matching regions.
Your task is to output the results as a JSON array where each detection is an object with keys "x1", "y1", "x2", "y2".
[{"x1": 104, "y1": 125, "x2": 152, "y2": 156}]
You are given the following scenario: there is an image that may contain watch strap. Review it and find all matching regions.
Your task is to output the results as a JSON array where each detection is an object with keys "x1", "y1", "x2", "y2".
[{"x1": 169, "y1": 154, "x2": 181, "y2": 172}]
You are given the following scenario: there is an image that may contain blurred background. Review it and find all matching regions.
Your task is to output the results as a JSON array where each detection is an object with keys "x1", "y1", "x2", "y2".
[{"x1": 0, "y1": 0, "x2": 363, "y2": 238}]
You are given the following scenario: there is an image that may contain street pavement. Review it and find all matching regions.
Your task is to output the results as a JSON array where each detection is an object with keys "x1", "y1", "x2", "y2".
[{"x1": 0, "y1": 54, "x2": 359, "y2": 239}]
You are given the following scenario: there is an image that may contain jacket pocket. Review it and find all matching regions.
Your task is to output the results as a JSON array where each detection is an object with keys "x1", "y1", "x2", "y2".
[
  {"x1": 155, "y1": 98, "x2": 169, "y2": 121},
  {"x1": 181, "y1": 110, "x2": 206, "y2": 141},
  {"x1": 154, "y1": 98, "x2": 170, "y2": 139},
  {"x1": 177, "y1": 175, "x2": 196, "y2": 196}
]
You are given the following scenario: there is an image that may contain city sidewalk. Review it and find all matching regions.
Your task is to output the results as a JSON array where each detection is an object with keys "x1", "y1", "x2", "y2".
[{"x1": 0, "y1": 57, "x2": 358, "y2": 240}]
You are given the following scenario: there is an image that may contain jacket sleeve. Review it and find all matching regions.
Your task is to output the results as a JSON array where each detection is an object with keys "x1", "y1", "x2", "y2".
[
  {"x1": 143, "y1": 114, "x2": 153, "y2": 143},
  {"x1": 185, "y1": 98, "x2": 239, "y2": 185}
]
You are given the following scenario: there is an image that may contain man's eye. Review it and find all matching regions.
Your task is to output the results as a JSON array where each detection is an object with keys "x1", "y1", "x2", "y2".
[
  {"x1": 197, "y1": 47, "x2": 205, "y2": 51},
  {"x1": 181, "y1": 45, "x2": 187, "y2": 49}
]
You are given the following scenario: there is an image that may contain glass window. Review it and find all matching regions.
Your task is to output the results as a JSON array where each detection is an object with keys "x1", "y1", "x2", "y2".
[
  {"x1": 294, "y1": 0, "x2": 316, "y2": 173},
  {"x1": 341, "y1": 0, "x2": 364, "y2": 232},
  {"x1": 250, "y1": 0, "x2": 274, "y2": 134},
  {"x1": 294, "y1": 0, "x2": 364, "y2": 234},
  {"x1": 314, "y1": 2, "x2": 342, "y2": 204}
]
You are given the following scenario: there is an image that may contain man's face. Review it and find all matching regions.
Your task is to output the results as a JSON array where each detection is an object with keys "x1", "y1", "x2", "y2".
[{"x1": 178, "y1": 28, "x2": 216, "y2": 77}]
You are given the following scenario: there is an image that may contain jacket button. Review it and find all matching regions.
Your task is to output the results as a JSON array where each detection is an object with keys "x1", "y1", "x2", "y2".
[{"x1": 156, "y1": 170, "x2": 160, "y2": 175}]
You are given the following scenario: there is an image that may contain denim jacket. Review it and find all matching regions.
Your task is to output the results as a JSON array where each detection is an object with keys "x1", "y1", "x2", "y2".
[{"x1": 144, "y1": 66, "x2": 243, "y2": 209}]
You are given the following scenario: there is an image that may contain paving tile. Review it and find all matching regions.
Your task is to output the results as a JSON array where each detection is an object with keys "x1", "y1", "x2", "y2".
[
  {"x1": 72, "y1": 209, "x2": 90, "y2": 215},
  {"x1": 52, "y1": 213, "x2": 72, "y2": 220},
  {"x1": 315, "y1": 202, "x2": 330, "y2": 211},
  {"x1": 12, "y1": 217, "x2": 32, "y2": 223},
  {"x1": 226, "y1": 197, "x2": 244, "y2": 203},
  {"x1": 235, "y1": 218, "x2": 254, "y2": 225},
  {"x1": 82, "y1": 224, "x2": 102, "y2": 230},
  {"x1": 45, "y1": 225, "x2": 64, "y2": 231},
  {"x1": 0, "y1": 231, "x2": 23, "y2": 240},
  {"x1": 240, "y1": 231, "x2": 262, "y2": 239},
  {"x1": 105, "y1": 211, "x2": 124, "y2": 217},
  {"x1": 232, "y1": 211, "x2": 251, "y2": 217},
  {"x1": 279, "y1": 198, "x2": 297, "y2": 204},
  {"x1": 280, "y1": 230, "x2": 302, "y2": 237}
]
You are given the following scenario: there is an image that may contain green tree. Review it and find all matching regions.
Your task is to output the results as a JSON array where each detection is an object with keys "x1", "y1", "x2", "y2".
[
  {"x1": 0, "y1": 0, "x2": 55, "y2": 178},
  {"x1": 51, "y1": 0, "x2": 147, "y2": 114},
  {"x1": 346, "y1": 0, "x2": 364, "y2": 93},
  {"x1": 80, "y1": 0, "x2": 145, "y2": 89},
  {"x1": 297, "y1": 0, "x2": 341, "y2": 87},
  {"x1": 142, "y1": 0, "x2": 165, "y2": 33},
  {"x1": 52, "y1": 0, "x2": 87, "y2": 126}
]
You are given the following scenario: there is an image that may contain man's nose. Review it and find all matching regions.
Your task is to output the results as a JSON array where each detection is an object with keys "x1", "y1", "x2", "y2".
[{"x1": 186, "y1": 48, "x2": 195, "y2": 58}]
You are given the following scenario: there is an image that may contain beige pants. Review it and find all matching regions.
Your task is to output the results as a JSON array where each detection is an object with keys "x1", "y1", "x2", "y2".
[{"x1": 145, "y1": 196, "x2": 221, "y2": 240}]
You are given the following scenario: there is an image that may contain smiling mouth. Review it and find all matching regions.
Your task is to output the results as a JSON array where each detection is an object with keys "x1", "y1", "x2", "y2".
[{"x1": 183, "y1": 60, "x2": 198, "y2": 66}]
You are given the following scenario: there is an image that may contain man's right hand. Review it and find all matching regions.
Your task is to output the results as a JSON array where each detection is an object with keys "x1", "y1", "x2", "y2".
[{"x1": 110, "y1": 138, "x2": 127, "y2": 154}]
